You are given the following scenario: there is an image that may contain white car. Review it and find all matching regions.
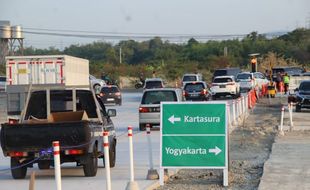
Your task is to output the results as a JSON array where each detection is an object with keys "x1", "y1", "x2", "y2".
[
  {"x1": 143, "y1": 78, "x2": 164, "y2": 89},
  {"x1": 139, "y1": 88, "x2": 183, "y2": 130},
  {"x1": 211, "y1": 76, "x2": 240, "y2": 99},
  {"x1": 253, "y1": 72, "x2": 269, "y2": 90},
  {"x1": 236, "y1": 72, "x2": 255, "y2": 92},
  {"x1": 89, "y1": 75, "x2": 106, "y2": 93}
]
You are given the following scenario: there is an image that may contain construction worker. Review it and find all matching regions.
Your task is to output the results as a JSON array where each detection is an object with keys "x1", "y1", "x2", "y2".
[{"x1": 283, "y1": 72, "x2": 290, "y2": 94}]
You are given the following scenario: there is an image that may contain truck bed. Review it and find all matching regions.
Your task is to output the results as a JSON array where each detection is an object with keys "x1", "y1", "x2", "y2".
[{"x1": 0, "y1": 121, "x2": 91, "y2": 154}]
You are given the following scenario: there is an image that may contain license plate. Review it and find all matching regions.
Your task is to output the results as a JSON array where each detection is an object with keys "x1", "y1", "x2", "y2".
[
  {"x1": 190, "y1": 94, "x2": 199, "y2": 97},
  {"x1": 107, "y1": 98, "x2": 114, "y2": 101},
  {"x1": 220, "y1": 85, "x2": 225, "y2": 88}
]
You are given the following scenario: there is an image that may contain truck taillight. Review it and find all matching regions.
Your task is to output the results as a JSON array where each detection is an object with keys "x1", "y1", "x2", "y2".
[
  {"x1": 64, "y1": 149, "x2": 84, "y2": 155},
  {"x1": 139, "y1": 107, "x2": 149, "y2": 113},
  {"x1": 8, "y1": 119, "x2": 19, "y2": 124},
  {"x1": 9, "y1": 151, "x2": 28, "y2": 157},
  {"x1": 212, "y1": 83, "x2": 218, "y2": 86},
  {"x1": 99, "y1": 92, "x2": 105, "y2": 97},
  {"x1": 115, "y1": 92, "x2": 121, "y2": 96},
  {"x1": 227, "y1": 82, "x2": 235, "y2": 85}
]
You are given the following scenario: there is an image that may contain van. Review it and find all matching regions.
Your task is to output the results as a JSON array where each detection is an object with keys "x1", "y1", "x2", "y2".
[
  {"x1": 181, "y1": 73, "x2": 203, "y2": 87},
  {"x1": 212, "y1": 68, "x2": 241, "y2": 80}
]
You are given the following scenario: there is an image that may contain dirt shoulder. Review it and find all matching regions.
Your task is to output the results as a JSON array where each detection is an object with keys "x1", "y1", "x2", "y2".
[{"x1": 156, "y1": 98, "x2": 282, "y2": 190}]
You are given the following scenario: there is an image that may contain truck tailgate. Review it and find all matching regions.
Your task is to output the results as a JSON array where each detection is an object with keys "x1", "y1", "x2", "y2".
[{"x1": 0, "y1": 121, "x2": 91, "y2": 153}]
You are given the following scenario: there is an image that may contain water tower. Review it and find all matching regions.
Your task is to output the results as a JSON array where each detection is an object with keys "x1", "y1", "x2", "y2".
[
  {"x1": 0, "y1": 21, "x2": 24, "y2": 64},
  {"x1": 9, "y1": 25, "x2": 24, "y2": 55}
]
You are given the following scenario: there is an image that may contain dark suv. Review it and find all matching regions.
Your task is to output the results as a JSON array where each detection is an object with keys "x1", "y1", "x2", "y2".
[
  {"x1": 292, "y1": 80, "x2": 310, "y2": 112},
  {"x1": 183, "y1": 81, "x2": 211, "y2": 101},
  {"x1": 99, "y1": 85, "x2": 122, "y2": 105}
]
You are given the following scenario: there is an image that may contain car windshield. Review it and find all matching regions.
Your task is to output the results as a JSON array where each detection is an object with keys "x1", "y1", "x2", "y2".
[
  {"x1": 142, "y1": 91, "x2": 177, "y2": 104},
  {"x1": 183, "y1": 76, "x2": 197, "y2": 81},
  {"x1": 101, "y1": 86, "x2": 119, "y2": 93},
  {"x1": 299, "y1": 82, "x2": 310, "y2": 91},
  {"x1": 184, "y1": 83, "x2": 204, "y2": 91},
  {"x1": 213, "y1": 78, "x2": 233, "y2": 83},
  {"x1": 145, "y1": 81, "x2": 163, "y2": 89},
  {"x1": 237, "y1": 74, "x2": 252, "y2": 80},
  {"x1": 0, "y1": 77, "x2": 6, "y2": 82}
]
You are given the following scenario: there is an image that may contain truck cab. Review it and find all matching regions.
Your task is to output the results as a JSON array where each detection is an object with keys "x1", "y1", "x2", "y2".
[{"x1": 1, "y1": 86, "x2": 117, "y2": 179}]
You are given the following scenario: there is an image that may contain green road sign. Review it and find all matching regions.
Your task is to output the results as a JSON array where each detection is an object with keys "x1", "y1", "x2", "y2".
[
  {"x1": 160, "y1": 102, "x2": 227, "y2": 168},
  {"x1": 162, "y1": 103, "x2": 226, "y2": 135}
]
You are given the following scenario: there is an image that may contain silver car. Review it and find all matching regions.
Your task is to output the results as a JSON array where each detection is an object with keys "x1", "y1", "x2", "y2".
[{"x1": 139, "y1": 88, "x2": 183, "y2": 130}]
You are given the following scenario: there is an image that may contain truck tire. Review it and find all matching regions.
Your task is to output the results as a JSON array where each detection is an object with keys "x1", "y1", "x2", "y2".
[
  {"x1": 38, "y1": 161, "x2": 50, "y2": 169},
  {"x1": 139, "y1": 124, "x2": 146, "y2": 131},
  {"x1": 83, "y1": 148, "x2": 98, "y2": 177},
  {"x1": 109, "y1": 143, "x2": 116, "y2": 168},
  {"x1": 103, "y1": 142, "x2": 116, "y2": 168},
  {"x1": 11, "y1": 157, "x2": 27, "y2": 179}
]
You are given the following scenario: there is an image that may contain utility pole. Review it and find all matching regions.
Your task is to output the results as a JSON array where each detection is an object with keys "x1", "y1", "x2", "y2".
[
  {"x1": 224, "y1": 47, "x2": 228, "y2": 57},
  {"x1": 119, "y1": 46, "x2": 122, "y2": 64}
]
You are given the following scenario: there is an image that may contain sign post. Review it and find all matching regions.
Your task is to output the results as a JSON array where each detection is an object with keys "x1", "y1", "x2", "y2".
[{"x1": 160, "y1": 102, "x2": 228, "y2": 186}]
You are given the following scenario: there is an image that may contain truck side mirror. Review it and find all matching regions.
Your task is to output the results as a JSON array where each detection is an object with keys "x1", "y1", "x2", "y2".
[
  {"x1": 294, "y1": 88, "x2": 299, "y2": 92},
  {"x1": 107, "y1": 109, "x2": 116, "y2": 117}
]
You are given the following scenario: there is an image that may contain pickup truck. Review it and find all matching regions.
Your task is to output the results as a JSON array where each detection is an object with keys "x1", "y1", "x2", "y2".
[{"x1": 0, "y1": 87, "x2": 117, "y2": 179}]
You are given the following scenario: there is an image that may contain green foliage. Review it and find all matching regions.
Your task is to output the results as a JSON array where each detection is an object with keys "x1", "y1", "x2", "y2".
[
  {"x1": 20, "y1": 28, "x2": 310, "y2": 82},
  {"x1": 0, "y1": 64, "x2": 5, "y2": 75}
]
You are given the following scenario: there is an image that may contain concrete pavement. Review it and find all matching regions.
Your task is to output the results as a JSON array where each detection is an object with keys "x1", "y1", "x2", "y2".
[{"x1": 260, "y1": 98, "x2": 310, "y2": 190}]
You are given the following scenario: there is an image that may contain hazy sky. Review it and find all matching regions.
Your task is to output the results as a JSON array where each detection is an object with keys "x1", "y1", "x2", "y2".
[{"x1": 0, "y1": 0, "x2": 309, "y2": 49}]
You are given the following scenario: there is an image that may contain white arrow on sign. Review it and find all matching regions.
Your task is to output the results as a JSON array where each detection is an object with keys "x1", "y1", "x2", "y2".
[
  {"x1": 168, "y1": 115, "x2": 181, "y2": 124},
  {"x1": 208, "y1": 146, "x2": 222, "y2": 155}
]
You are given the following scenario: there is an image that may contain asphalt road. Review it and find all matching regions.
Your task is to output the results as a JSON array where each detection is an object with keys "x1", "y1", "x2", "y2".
[{"x1": 1, "y1": 91, "x2": 305, "y2": 189}]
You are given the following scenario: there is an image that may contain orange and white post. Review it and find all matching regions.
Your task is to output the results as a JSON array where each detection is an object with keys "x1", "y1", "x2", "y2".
[
  {"x1": 126, "y1": 126, "x2": 139, "y2": 190},
  {"x1": 53, "y1": 141, "x2": 62, "y2": 190},
  {"x1": 103, "y1": 131, "x2": 112, "y2": 190}
]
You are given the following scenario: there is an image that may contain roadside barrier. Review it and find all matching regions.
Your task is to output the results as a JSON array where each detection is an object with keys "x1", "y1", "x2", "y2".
[
  {"x1": 232, "y1": 100, "x2": 236, "y2": 125},
  {"x1": 279, "y1": 103, "x2": 294, "y2": 135},
  {"x1": 103, "y1": 131, "x2": 112, "y2": 190},
  {"x1": 53, "y1": 141, "x2": 62, "y2": 190},
  {"x1": 145, "y1": 124, "x2": 159, "y2": 180},
  {"x1": 29, "y1": 172, "x2": 35, "y2": 190},
  {"x1": 125, "y1": 126, "x2": 139, "y2": 190}
]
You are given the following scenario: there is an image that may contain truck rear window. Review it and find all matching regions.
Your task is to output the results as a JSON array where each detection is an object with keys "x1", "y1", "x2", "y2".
[{"x1": 25, "y1": 90, "x2": 98, "y2": 119}]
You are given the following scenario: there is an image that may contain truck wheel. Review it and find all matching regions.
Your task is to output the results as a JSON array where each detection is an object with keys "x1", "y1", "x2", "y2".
[
  {"x1": 11, "y1": 157, "x2": 27, "y2": 179},
  {"x1": 103, "y1": 142, "x2": 116, "y2": 168},
  {"x1": 38, "y1": 161, "x2": 50, "y2": 169},
  {"x1": 139, "y1": 124, "x2": 146, "y2": 131},
  {"x1": 83, "y1": 148, "x2": 98, "y2": 177},
  {"x1": 109, "y1": 143, "x2": 116, "y2": 168}
]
